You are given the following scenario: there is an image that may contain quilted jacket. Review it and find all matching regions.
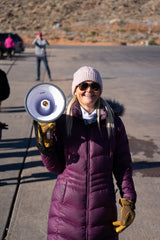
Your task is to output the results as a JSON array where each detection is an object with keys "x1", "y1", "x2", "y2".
[
  {"x1": 4, "y1": 37, "x2": 15, "y2": 49},
  {"x1": 40, "y1": 100, "x2": 136, "y2": 240}
]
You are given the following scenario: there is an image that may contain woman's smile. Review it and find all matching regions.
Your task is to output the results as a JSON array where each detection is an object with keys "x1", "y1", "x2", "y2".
[{"x1": 75, "y1": 80, "x2": 101, "y2": 114}]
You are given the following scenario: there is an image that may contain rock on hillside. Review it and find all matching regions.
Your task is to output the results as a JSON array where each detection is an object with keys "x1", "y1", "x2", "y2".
[{"x1": 0, "y1": 0, "x2": 160, "y2": 45}]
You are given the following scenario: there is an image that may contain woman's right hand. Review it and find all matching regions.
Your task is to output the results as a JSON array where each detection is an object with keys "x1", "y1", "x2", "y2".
[{"x1": 34, "y1": 121, "x2": 56, "y2": 149}]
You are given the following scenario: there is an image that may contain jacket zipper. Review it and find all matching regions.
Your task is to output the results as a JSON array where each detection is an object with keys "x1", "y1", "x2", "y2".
[{"x1": 86, "y1": 126, "x2": 90, "y2": 240}]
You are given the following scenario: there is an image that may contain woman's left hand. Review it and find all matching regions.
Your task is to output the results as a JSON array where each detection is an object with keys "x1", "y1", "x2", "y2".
[{"x1": 112, "y1": 198, "x2": 135, "y2": 233}]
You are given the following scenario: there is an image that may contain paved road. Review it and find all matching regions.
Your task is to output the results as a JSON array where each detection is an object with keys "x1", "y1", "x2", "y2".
[{"x1": 0, "y1": 46, "x2": 160, "y2": 240}]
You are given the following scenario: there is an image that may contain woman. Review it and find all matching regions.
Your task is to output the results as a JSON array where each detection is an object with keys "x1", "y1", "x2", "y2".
[{"x1": 35, "y1": 66, "x2": 136, "y2": 240}]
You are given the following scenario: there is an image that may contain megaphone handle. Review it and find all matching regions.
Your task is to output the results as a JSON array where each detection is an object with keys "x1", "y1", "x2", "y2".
[{"x1": 46, "y1": 130, "x2": 51, "y2": 139}]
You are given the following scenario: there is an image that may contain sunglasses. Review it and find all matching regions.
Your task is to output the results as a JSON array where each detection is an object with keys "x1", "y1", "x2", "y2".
[{"x1": 78, "y1": 82, "x2": 100, "y2": 91}]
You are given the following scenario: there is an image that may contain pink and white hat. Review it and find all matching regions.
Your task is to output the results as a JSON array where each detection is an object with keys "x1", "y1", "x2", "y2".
[
  {"x1": 37, "y1": 31, "x2": 42, "y2": 36},
  {"x1": 72, "y1": 66, "x2": 103, "y2": 94}
]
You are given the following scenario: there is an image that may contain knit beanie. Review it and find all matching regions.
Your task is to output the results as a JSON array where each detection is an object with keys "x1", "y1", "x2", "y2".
[
  {"x1": 72, "y1": 66, "x2": 103, "y2": 94},
  {"x1": 37, "y1": 31, "x2": 42, "y2": 37}
]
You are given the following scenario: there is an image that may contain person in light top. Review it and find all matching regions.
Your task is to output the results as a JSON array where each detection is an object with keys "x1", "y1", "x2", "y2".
[{"x1": 32, "y1": 31, "x2": 51, "y2": 81}]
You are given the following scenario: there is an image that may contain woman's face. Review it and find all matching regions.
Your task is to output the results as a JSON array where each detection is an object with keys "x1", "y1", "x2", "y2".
[{"x1": 75, "y1": 81, "x2": 101, "y2": 113}]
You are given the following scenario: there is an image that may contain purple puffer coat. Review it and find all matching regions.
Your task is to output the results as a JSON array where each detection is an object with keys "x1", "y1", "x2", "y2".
[{"x1": 41, "y1": 100, "x2": 136, "y2": 240}]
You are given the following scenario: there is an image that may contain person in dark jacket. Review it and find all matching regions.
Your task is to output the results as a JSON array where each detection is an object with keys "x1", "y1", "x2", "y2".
[
  {"x1": 0, "y1": 69, "x2": 10, "y2": 109},
  {"x1": 0, "y1": 69, "x2": 10, "y2": 138},
  {"x1": 34, "y1": 66, "x2": 136, "y2": 240}
]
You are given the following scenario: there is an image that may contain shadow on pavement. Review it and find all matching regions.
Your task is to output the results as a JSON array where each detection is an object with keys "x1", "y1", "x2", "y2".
[
  {"x1": 0, "y1": 171, "x2": 57, "y2": 186},
  {"x1": 133, "y1": 161, "x2": 160, "y2": 177},
  {"x1": 0, "y1": 137, "x2": 36, "y2": 149},
  {"x1": 0, "y1": 106, "x2": 25, "y2": 113}
]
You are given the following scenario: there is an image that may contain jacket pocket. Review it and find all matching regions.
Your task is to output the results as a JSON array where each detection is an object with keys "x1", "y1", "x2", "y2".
[{"x1": 53, "y1": 178, "x2": 67, "y2": 203}]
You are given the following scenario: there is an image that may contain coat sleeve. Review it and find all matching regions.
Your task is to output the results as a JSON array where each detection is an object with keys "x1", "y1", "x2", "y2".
[
  {"x1": 45, "y1": 39, "x2": 49, "y2": 45},
  {"x1": 32, "y1": 39, "x2": 36, "y2": 45},
  {"x1": 11, "y1": 39, "x2": 15, "y2": 48},
  {"x1": 40, "y1": 120, "x2": 66, "y2": 174},
  {"x1": 113, "y1": 116, "x2": 137, "y2": 202}
]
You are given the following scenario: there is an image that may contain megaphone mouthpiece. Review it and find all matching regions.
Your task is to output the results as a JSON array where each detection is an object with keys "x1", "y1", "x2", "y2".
[{"x1": 41, "y1": 99, "x2": 50, "y2": 111}]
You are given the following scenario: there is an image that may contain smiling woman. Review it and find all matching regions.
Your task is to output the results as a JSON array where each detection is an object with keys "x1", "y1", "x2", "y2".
[
  {"x1": 75, "y1": 81, "x2": 101, "y2": 114},
  {"x1": 73, "y1": 67, "x2": 102, "y2": 114},
  {"x1": 34, "y1": 66, "x2": 137, "y2": 240}
]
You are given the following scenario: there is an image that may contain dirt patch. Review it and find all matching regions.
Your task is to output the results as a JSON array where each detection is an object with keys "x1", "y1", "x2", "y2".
[
  {"x1": 128, "y1": 136, "x2": 160, "y2": 177},
  {"x1": 129, "y1": 136, "x2": 159, "y2": 159}
]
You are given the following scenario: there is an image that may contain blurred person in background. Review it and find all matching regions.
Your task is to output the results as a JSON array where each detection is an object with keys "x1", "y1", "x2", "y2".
[
  {"x1": 0, "y1": 69, "x2": 10, "y2": 110},
  {"x1": 5, "y1": 34, "x2": 15, "y2": 60},
  {"x1": 0, "y1": 69, "x2": 10, "y2": 138},
  {"x1": 32, "y1": 31, "x2": 51, "y2": 81}
]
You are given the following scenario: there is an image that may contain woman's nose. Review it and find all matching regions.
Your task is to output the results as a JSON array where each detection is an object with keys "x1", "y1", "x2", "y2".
[{"x1": 86, "y1": 86, "x2": 92, "y2": 91}]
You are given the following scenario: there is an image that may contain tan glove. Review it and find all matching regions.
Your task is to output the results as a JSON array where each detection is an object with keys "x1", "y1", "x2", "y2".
[
  {"x1": 113, "y1": 198, "x2": 135, "y2": 233},
  {"x1": 34, "y1": 121, "x2": 56, "y2": 149}
]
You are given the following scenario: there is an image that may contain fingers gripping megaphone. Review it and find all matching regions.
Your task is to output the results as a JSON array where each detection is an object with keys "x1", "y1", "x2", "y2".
[{"x1": 25, "y1": 83, "x2": 66, "y2": 123}]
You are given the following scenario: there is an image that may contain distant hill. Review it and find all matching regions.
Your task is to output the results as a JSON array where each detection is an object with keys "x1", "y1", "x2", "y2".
[{"x1": 0, "y1": 0, "x2": 160, "y2": 45}]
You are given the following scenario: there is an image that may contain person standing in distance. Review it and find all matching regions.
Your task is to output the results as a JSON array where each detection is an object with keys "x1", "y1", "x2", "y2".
[
  {"x1": 32, "y1": 31, "x2": 51, "y2": 81},
  {"x1": 5, "y1": 34, "x2": 15, "y2": 60}
]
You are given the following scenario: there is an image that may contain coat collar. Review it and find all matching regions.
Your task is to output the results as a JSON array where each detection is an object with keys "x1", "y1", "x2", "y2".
[{"x1": 71, "y1": 99, "x2": 108, "y2": 121}]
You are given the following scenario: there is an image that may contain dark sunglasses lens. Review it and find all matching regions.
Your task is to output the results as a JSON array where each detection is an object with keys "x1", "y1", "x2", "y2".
[
  {"x1": 78, "y1": 82, "x2": 100, "y2": 91},
  {"x1": 79, "y1": 83, "x2": 88, "y2": 90},
  {"x1": 91, "y1": 83, "x2": 100, "y2": 90}
]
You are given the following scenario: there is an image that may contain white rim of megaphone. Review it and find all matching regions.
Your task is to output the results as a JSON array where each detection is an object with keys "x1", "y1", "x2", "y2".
[{"x1": 25, "y1": 83, "x2": 66, "y2": 123}]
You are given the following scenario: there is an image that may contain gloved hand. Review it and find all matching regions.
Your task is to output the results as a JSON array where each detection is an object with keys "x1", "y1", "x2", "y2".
[
  {"x1": 34, "y1": 121, "x2": 56, "y2": 149},
  {"x1": 113, "y1": 198, "x2": 135, "y2": 233}
]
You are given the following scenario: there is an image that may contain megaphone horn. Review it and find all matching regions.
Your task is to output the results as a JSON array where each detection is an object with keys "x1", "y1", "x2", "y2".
[{"x1": 25, "y1": 83, "x2": 66, "y2": 123}]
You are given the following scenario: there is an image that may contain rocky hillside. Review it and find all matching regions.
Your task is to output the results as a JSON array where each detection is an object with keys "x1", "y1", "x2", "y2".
[{"x1": 0, "y1": 0, "x2": 160, "y2": 45}]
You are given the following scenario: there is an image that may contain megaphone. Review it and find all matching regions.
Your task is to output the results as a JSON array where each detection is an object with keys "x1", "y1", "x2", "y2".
[{"x1": 25, "y1": 83, "x2": 66, "y2": 122}]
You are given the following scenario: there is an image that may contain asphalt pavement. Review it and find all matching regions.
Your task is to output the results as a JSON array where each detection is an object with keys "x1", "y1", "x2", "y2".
[{"x1": 0, "y1": 45, "x2": 160, "y2": 240}]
